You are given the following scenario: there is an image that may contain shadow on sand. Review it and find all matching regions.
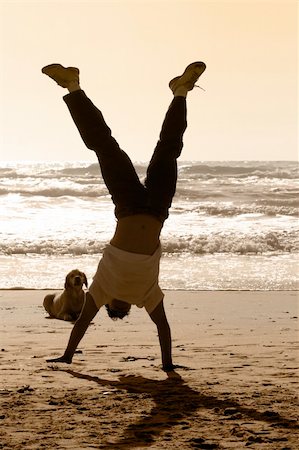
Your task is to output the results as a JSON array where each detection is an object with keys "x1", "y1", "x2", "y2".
[{"x1": 60, "y1": 368, "x2": 298, "y2": 449}]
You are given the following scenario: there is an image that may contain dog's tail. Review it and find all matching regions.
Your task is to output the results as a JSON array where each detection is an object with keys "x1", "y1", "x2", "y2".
[{"x1": 43, "y1": 294, "x2": 55, "y2": 316}]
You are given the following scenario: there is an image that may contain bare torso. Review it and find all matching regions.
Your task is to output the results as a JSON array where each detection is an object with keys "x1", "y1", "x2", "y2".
[{"x1": 110, "y1": 214, "x2": 163, "y2": 255}]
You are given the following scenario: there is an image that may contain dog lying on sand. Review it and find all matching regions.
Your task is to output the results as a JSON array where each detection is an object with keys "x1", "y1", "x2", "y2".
[{"x1": 43, "y1": 269, "x2": 88, "y2": 321}]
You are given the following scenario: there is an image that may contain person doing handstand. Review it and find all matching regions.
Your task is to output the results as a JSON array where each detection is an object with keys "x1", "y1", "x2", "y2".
[{"x1": 42, "y1": 61, "x2": 206, "y2": 372}]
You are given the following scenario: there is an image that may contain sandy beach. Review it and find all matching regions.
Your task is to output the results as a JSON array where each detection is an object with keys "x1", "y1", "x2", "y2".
[{"x1": 0, "y1": 290, "x2": 298, "y2": 449}]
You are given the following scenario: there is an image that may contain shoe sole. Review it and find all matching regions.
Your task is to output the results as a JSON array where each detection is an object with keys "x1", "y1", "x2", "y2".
[
  {"x1": 41, "y1": 64, "x2": 79, "y2": 87},
  {"x1": 169, "y1": 61, "x2": 206, "y2": 90}
]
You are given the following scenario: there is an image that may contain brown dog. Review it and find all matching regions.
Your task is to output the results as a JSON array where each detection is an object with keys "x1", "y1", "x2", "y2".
[{"x1": 43, "y1": 270, "x2": 88, "y2": 321}]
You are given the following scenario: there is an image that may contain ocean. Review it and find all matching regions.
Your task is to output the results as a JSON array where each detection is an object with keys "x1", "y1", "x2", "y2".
[{"x1": 0, "y1": 160, "x2": 298, "y2": 290}]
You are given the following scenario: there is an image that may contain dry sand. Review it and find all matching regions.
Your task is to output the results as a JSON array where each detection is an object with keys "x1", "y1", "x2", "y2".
[{"x1": 0, "y1": 290, "x2": 298, "y2": 449}]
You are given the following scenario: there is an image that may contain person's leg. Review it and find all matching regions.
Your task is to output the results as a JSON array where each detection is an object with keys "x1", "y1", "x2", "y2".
[
  {"x1": 144, "y1": 96, "x2": 187, "y2": 222},
  {"x1": 42, "y1": 64, "x2": 146, "y2": 218},
  {"x1": 145, "y1": 62, "x2": 206, "y2": 222},
  {"x1": 63, "y1": 90, "x2": 146, "y2": 217}
]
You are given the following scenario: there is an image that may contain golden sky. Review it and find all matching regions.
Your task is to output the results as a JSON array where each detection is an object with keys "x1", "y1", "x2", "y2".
[{"x1": 0, "y1": 0, "x2": 297, "y2": 161}]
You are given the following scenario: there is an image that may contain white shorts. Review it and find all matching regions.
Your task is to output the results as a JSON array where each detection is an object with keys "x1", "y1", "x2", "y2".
[{"x1": 89, "y1": 244, "x2": 164, "y2": 314}]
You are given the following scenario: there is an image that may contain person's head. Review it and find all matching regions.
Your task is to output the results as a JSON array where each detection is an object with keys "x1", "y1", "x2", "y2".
[{"x1": 105, "y1": 299, "x2": 131, "y2": 320}]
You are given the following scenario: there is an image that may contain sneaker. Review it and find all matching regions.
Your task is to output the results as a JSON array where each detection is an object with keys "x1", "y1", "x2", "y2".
[
  {"x1": 41, "y1": 64, "x2": 79, "y2": 88},
  {"x1": 169, "y1": 62, "x2": 206, "y2": 93}
]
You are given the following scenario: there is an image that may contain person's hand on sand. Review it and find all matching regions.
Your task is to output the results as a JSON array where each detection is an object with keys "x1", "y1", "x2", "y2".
[
  {"x1": 166, "y1": 371, "x2": 182, "y2": 380},
  {"x1": 162, "y1": 363, "x2": 187, "y2": 372},
  {"x1": 46, "y1": 355, "x2": 72, "y2": 364}
]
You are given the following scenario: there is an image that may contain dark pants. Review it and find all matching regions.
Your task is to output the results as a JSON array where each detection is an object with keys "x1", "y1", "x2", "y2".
[{"x1": 63, "y1": 91, "x2": 187, "y2": 223}]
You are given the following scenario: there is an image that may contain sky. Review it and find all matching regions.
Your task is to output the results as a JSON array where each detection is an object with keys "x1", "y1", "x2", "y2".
[{"x1": 0, "y1": 0, "x2": 297, "y2": 162}]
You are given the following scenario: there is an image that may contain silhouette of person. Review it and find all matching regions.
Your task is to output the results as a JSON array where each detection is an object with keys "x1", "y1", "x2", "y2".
[{"x1": 42, "y1": 61, "x2": 206, "y2": 372}]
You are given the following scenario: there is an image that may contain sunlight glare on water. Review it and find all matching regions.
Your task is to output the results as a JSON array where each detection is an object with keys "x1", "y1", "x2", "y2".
[{"x1": 0, "y1": 160, "x2": 298, "y2": 289}]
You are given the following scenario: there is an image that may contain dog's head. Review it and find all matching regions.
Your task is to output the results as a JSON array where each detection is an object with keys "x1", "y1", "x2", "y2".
[{"x1": 64, "y1": 270, "x2": 88, "y2": 290}]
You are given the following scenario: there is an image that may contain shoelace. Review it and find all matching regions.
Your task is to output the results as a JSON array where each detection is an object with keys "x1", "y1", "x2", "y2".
[{"x1": 191, "y1": 70, "x2": 206, "y2": 91}]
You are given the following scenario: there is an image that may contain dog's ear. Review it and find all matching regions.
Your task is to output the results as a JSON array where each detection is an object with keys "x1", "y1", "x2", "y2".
[
  {"x1": 83, "y1": 273, "x2": 88, "y2": 288},
  {"x1": 64, "y1": 273, "x2": 71, "y2": 289}
]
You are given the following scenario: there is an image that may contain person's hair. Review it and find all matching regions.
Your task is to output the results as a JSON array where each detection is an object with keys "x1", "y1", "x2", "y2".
[{"x1": 105, "y1": 304, "x2": 130, "y2": 321}]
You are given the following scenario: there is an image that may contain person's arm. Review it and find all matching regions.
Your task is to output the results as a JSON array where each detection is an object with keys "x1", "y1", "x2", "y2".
[
  {"x1": 149, "y1": 299, "x2": 173, "y2": 372},
  {"x1": 46, "y1": 292, "x2": 99, "y2": 363}
]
